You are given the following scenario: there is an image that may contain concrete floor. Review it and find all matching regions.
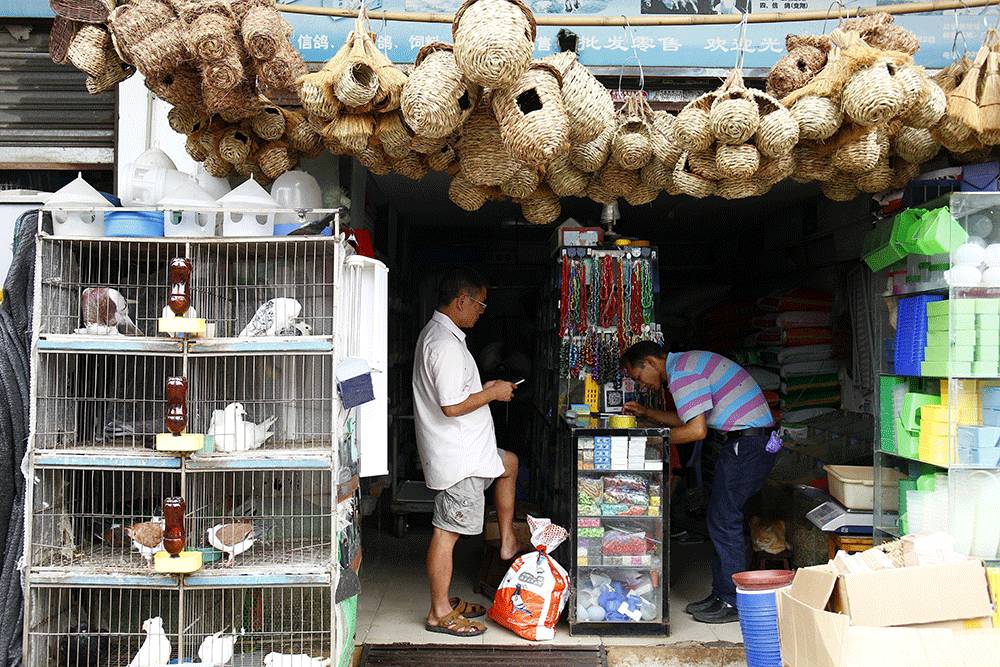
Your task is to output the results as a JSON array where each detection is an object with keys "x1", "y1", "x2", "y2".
[{"x1": 355, "y1": 518, "x2": 743, "y2": 649}]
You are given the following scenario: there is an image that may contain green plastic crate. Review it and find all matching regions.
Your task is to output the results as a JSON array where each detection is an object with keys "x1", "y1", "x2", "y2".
[
  {"x1": 921, "y1": 360, "x2": 973, "y2": 377},
  {"x1": 928, "y1": 313, "x2": 976, "y2": 331},
  {"x1": 880, "y1": 376, "x2": 908, "y2": 454},
  {"x1": 924, "y1": 345, "x2": 974, "y2": 362},
  {"x1": 901, "y1": 391, "x2": 941, "y2": 430},
  {"x1": 929, "y1": 330, "x2": 976, "y2": 347},
  {"x1": 979, "y1": 330, "x2": 1000, "y2": 346},
  {"x1": 978, "y1": 315, "x2": 1000, "y2": 331},
  {"x1": 897, "y1": 208, "x2": 929, "y2": 253},
  {"x1": 863, "y1": 218, "x2": 907, "y2": 271},
  {"x1": 976, "y1": 299, "x2": 1000, "y2": 315},
  {"x1": 914, "y1": 207, "x2": 969, "y2": 255},
  {"x1": 976, "y1": 346, "x2": 1000, "y2": 362},
  {"x1": 974, "y1": 361, "x2": 1000, "y2": 377},
  {"x1": 897, "y1": 420, "x2": 920, "y2": 458},
  {"x1": 927, "y1": 299, "x2": 977, "y2": 317}
]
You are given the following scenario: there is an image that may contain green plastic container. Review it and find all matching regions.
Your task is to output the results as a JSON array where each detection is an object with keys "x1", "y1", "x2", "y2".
[
  {"x1": 924, "y1": 346, "x2": 974, "y2": 362},
  {"x1": 976, "y1": 299, "x2": 1000, "y2": 315},
  {"x1": 917, "y1": 473, "x2": 937, "y2": 491},
  {"x1": 863, "y1": 218, "x2": 907, "y2": 272},
  {"x1": 927, "y1": 299, "x2": 977, "y2": 317},
  {"x1": 921, "y1": 360, "x2": 973, "y2": 377},
  {"x1": 928, "y1": 313, "x2": 976, "y2": 331},
  {"x1": 974, "y1": 361, "x2": 1000, "y2": 377},
  {"x1": 901, "y1": 392, "x2": 941, "y2": 430},
  {"x1": 929, "y1": 330, "x2": 976, "y2": 347},
  {"x1": 897, "y1": 208, "x2": 929, "y2": 253},
  {"x1": 914, "y1": 207, "x2": 969, "y2": 255},
  {"x1": 976, "y1": 346, "x2": 1000, "y2": 362},
  {"x1": 880, "y1": 376, "x2": 908, "y2": 454},
  {"x1": 977, "y1": 314, "x2": 1000, "y2": 331},
  {"x1": 897, "y1": 419, "x2": 920, "y2": 458},
  {"x1": 979, "y1": 330, "x2": 1000, "y2": 346}
]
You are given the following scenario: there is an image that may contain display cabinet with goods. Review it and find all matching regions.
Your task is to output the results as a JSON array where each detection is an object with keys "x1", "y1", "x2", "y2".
[
  {"x1": 21, "y1": 209, "x2": 380, "y2": 667},
  {"x1": 870, "y1": 193, "x2": 1000, "y2": 567},
  {"x1": 567, "y1": 424, "x2": 669, "y2": 635}
]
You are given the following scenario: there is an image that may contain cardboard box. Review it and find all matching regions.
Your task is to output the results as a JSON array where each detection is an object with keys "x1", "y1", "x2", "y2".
[{"x1": 778, "y1": 561, "x2": 1000, "y2": 667}]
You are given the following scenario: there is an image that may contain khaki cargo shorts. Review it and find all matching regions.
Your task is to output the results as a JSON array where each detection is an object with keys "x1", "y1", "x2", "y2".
[{"x1": 432, "y1": 448, "x2": 506, "y2": 536}]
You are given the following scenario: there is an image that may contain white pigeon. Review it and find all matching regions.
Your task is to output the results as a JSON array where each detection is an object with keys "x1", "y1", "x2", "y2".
[
  {"x1": 263, "y1": 653, "x2": 331, "y2": 667},
  {"x1": 239, "y1": 298, "x2": 303, "y2": 337},
  {"x1": 207, "y1": 403, "x2": 276, "y2": 453},
  {"x1": 206, "y1": 522, "x2": 265, "y2": 566},
  {"x1": 76, "y1": 287, "x2": 143, "y2": 336},
  {"x1": 196, "y1": 628, "x2": 243, "y2": 665},
  {"x1": 125, "y1": 517, "x2": 165, "y2": 566},
  {"x1": 127, "y1": 616, "x2": 171, "y2": 667}
]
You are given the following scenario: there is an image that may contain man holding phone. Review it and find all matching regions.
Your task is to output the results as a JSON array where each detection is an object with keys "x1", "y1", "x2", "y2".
[{"x1": 413, "y1": 268, "x2": 521, "y2": 638}]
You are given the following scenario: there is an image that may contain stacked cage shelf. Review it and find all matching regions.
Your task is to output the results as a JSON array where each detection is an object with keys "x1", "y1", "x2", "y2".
[{"x1": 23, "y1": 211, "x2": 358, "y2": 666}]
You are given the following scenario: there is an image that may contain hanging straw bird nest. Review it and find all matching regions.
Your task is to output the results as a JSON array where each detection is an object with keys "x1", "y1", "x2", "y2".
[
  {"x1": 452, "y1": 0, "x2": 536, "y2": 89},
  {"x1": 241, "y1": 2, "x2": 290, "y2": 61},
  {"x1": 427, "y1": 142, "x2": 458, "y2": 172},
  {"x1": 715, "y1": 143, "x2": 760, "y2": 179},
  {"x1": 257, "y1": 41, "x2": 309, "y2": 100},
  {"x1": 146, "y1": 66, "x2": 203, "y2": 109},
  {"x1": 411, "y1": 134, "x2": 449, "y2": 155},
  {"x1": 585, "y1": 177, "x2": 616, "y2": 205},
  {"x1": 792, "y1": 142, "x2": 835, "y2": 183},
  {"x1": 202, "y1": 52, "x2": 245, "y2": 93},
  {"x1": 369, "y1": 43, "x2": 409, "y2": 114},
  {"x1": 251, "y1": 103, "x2": 286, "y2": 141},
  {"x1": 571, "y1": 125, "x2": 614, "y2": 173},
  {"x1": 842, "y1": 60, "x2": 906, "y2": 127},
  {"x1": 520, "y1": 185, "x2": 560, "y2": 224},
  {"x1": 753, "y1": 90, "x2": 799, "y2": 158},
  {"x1": 640, "y1": 159, "x2": 673, "y2": 190},
  {"x1": 673, "y1": 153, "x2": 716, "y2": 199},
  {"x1": 894, "y1": 126, "x2": 939, "y2": 163},
  {"x1": 501, "y1": 166, "x2": 541, "y2": 199},
  {"x1": 543, "y1": 50, "x2": 615, "y2": 144},
  {"x1": 258, "y1": 140, "x2": 296, "y2": 179},
  {"x1": 756, "y1": 153, "x2": 796, "y2": 187},
  {"x1": 283, "y1": 109, "x2": 326, "y2": 156},
  {"x1": 710, "y1": 72, "x2": 760, "y2": 145},
  {"x1": 689, "y1": 148, "x2": 721, "y2": 181},
  {"x1": 821, "y1": 171, "x2": 860, "y2": 201},
  {"x1": 49, "y1": 16, "x2": 77, "y2": 65},
  {"x1": 219, "y1": 128, "x2": 254, "y2": 165},
  {"x1": 334, "y1": 23, "x2": 381, "y2": 109},
  {"x1": 449, "y1": 173, "x2": 491, "y2": 211},
  {"x1": 394, "y1": 151, "x2": 430, "y2": 180},
  {"x1": 766, "y1": 34, "x2": 832, "y2": 100},
  {"x1": 358, "y1": 140, "x2": 391, "y2": 174},
  {"x1": 323, "y1": 113, "x2": 375, "y2": 155},
  {"x1": 108, "y1": 0, "x2": 186, "y2": 78},
  {"x1": 841, "y1": 12, "x2": 919, "y2": 55},
  {"x1": 66, "y1": 24, "x2": 113, "y2": 79},
  {"x1": 547, "y1": 153, "x2": 589, "y2": 197},
  {"x1": 402, "y1": 43, "x2": 479, "y2": 140},
  {"x1": 599, "y1": 162, "x2": 640, "y2": 197},
  {"x1": 901, "y1": 78, "x2": 947, "y2": 129},
  {"x1": 674, "y1": 93, "x2": 715, "y2": 153},
  {"x1": 855, "y1": 160, "x2": 895, "y2": 193},
  {"x1": 891, "y1": 158, "x2": 921, "y2": 189},
  {"x1": 457, "y1": 103, "x2": 522, "y2": 186},
  {"x1": 611, "y1": 93, "x2": 652, "y2": 170},
  {"x1": 168, "y1": 106, "x2": 202, "y2": 135},
  {"x1": 790, "y1": 95, "x2": 843, "y2": 141},
  {"x1": 492, "y1": 62, "x2": 571, "y2": 167},
  {"x1": 716, "y1": 177, "x2": 762, "y2": 200},
  {"x1": 300, "y1": 76, "x2": 342, "y2": 121},
  {"x1": 50, "y1": 0, "x2": 110, "y2": 24},
  {"x1": 85, "y1": 51, "x2": 135, "y2": 95},
  {"x1": 832, "y1": 129, "x2": 882, "y2": 174},
  {"x1": 185, "y1": 131, "x2": 209, "y2": 162},
  {"x1": 649, "y1": 111, "x2": 682, "y2": 167},
  {"x1": 376, "y1": 111, "x2": 415, "y2": 158},
  {"x1": 204, "y1": 80, "x2": 260, "y2": 121},
  {"x1": 179, "y1": 3, "x2": 240, "y2": 64},
  {"x1": 946, "y1": 29, "x2": 999, "y2": 133},
  {"x1": 624, "y1": 182, "x2": 660, "y2": 206},
  {"x1": 204, "y1": 152, "x2": 233, "y2": 178}
]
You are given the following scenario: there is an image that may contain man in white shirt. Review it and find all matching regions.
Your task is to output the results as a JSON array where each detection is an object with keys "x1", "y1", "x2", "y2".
[{"x1": 413, "y1": 268, "x2": 520, "y2": 638}]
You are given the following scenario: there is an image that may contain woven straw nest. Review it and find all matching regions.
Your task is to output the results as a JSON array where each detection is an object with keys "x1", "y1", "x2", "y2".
[
  {"x1": 108, "y1": 0, "x2": 187, "y2": 78},
  {"x1": 449, "y1": 173, "x2": 492, "y2": 211},
  {"x1": 491, "y1": 61, "x2": 571, "y2": 167},
  {"x1": 841, "y1": 12, "x2": 919, "y2": 56},
  {"x1": 570, "y1": 125, "x2": 614, "y2": 173},
  {"x1": 547, "y1": 153, "x2": 589, "y2": 197},
  {"x1": 457, "y1": 101, "x2": 522, "y2": 186},
  {"x1": 402, "y1": 42, "x2": 480, "y2": 140},
  {"x1": 842, "y1": 59, "x2": 906, "y2": 127},
  {"x1": 766, "y1": 34, "x2": 831, "y2": 100},
  {"x1": 611, "y1": 93, "x2": 653, "y2": 170},
  {"x1": 519, "y1": 185, "x2": 561, "y2": 224},
  {"x1": 674, "y1": 92, "x2": 716, "y2": 153},
  {"x1": 710, "y1": 71, "x2": 760, "y2": 145},
  {"x1": 673, "y1": 153, "x2": 717, "y2": 199},
  {"x1": 753, "y1": 90, "x2": 800, "y2": 159},
  {"x1": 452, "y1": 0, "x2": 536, "y2": 89},
  {"x1": 543, "y1": 50, "x2": 615, "y2": 144},
  {"x1": 501, "y1": 165, "x2": 541, "y2": 199}
]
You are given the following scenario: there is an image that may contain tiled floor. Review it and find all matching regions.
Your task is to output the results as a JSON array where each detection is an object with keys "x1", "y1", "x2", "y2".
[{"x1": 356, "y1": 519, "x2": 742, "y2": 648}]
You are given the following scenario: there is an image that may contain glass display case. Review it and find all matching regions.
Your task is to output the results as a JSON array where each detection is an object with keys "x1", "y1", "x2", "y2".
[
  {"x1": 873, "y1": 192, "x2": 1000, "y2": 567},
  {"x1": 564, "y1": 417, "x2": 670, "y2": 636}
]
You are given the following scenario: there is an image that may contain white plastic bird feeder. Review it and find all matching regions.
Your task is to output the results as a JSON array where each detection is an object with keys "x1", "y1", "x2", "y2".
[
  {"x1": 46, "y1": 173, "x2": 108, "y2": 237},
  {"x1": 218, "y1": 176, "x2": 279, "y2": 237},
  {"x1": 159, "y1": 183, "x2": 219, "y2": 238}
]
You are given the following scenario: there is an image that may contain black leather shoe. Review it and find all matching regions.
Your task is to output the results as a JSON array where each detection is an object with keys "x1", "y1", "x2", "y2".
[
  {"x1": 684, "y1": 593, "x2": 719, "y2": 615},
  {"x1": 693, "y1": 600, "x2": 740, "y2": 624}
]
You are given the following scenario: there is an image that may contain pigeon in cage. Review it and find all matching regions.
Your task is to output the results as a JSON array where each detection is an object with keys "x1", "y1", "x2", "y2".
[
  {"x1": 160, "y1": 303, "x2": 199, "y2": 321},
  {"x1": 207, "y1": 402, "x2": 277, "y2": 453},
  {"x1": 59, "y1": 624, "x2": 110, "y2": 667},
  {"x1": 76, "y1": 287, "x2": 143, "y2": 336},
  {"x1": 205, "y1": 521, "x2": 268, "y2": 566},
  {"x1": 196, "y1": 628, "x2": 244, "y2": 666},
  {"x1": 238, "y1": 297, "x2": 306, "y2": 337},
  {"x1": 263, "y1": 654, "x2": 331, "y2": 667},
  {"x1": 127, "y1": 617, "x2": 171, "y2": 667},
  {"x1": 125, "y1": 517, "x2": 165, "y2": 565}
]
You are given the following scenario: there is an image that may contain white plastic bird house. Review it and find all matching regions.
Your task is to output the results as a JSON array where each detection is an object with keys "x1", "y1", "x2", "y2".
[
  {"x1": 159, "y1": 183, "x2": 219, "y2": 238},
  {"x1": 45, "y1": 173, "x2": 108, "y2": 237},
  {"x1": 218, "y1": 177, "x2": 279, "y2": 237},
  {"x1": 336, "y1": 357, "x2": 375, "y2": 410}
]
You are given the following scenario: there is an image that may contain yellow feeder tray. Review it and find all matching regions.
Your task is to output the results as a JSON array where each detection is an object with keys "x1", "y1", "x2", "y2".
[
  {"x1": 157, "y1": 317, "x2": 207, "y2": 336},
  {"x1": 156, "y1": 432, "x2": 204, "y2": 453},
  {"x1": 154, "y1": 550, "x2": 203, "y2": 574},
  {"x1": 608, "y1": 414, "x2": 637, "y2": 429}
]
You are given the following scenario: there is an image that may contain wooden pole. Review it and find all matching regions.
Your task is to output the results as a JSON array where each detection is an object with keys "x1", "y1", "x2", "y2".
[{"x1": 278, "y1": 0, "x2": 1000, "y2": 26}]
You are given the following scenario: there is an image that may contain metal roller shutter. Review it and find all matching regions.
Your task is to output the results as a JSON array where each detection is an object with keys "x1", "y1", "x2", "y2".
[{"x1": 0, "y1": 21, "x2": 115, "y2": 169}]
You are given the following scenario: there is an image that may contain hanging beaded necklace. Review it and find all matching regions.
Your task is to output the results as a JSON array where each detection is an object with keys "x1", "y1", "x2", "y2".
[{"x1": 559, "y1": 254, "x2": 571, "y2": 336}]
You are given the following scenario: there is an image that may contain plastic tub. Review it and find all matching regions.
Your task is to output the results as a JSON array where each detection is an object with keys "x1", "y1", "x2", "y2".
[
  {"x1": 824, "y1": 465, "x2": 903, "y2": 511},
  {"x1": 104, "y1": 210, "x2": 163, "y2": 237}
]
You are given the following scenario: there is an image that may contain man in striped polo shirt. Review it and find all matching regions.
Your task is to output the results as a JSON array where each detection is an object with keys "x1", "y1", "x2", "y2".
[{"x1": 622, "y1": 340, "x2": 778, "y2": 624}]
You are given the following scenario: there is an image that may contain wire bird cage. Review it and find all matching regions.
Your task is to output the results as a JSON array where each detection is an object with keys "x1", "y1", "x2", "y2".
[
  {"x1": 30, "y1": 467, "x2": 334, "y2": 574},
  {"x1": 37, "y1": 237, "x2": 341, "y2": 339},
  {"x1": 32, "y1": 352, "x2": 335, "y2": 454},
  {"x1": 26, "y1": 585, "x2": 332, "y2": 667}
]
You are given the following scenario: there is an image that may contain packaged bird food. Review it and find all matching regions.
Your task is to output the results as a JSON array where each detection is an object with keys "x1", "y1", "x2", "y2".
[{"x1": 489, "y1": 516, "x2": 570, "y2": 640}]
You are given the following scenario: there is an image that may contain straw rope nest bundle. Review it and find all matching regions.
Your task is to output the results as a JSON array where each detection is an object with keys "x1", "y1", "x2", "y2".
[
  {"x1": 674, "y1": 93, "x2": 716, "y2": 153},
  {"x1": 611, "y1": 93, "x2": 653, "y2": 170},
  {"x1": 842, "y1": 59, "x2": 906, "y2": 127},
  {"x1": 251, "y1": 103, "x2": 286, "y2": 141},
  {"x1": 570, "y1": 125, "x2": 614, "y2": 174},
  {"x1": 753, "y1": 89, "x2": 799, "y2": 159},
  {"x1": 841, "y1": 12, "x2": 919, "y2": 56},
  {"x1": 710, "y1": 71, "x2": 760, "y2": 145},
  {"x1": 767, "y1": 34, "x2": 832, "y2": 100},
  {"x1": 543, "y1": 51, "x2": 615, "y2": 144},
  {"x1": 456, "y1": 102, "x2": 522, "y2": 186},
  {"x1": 376, "y1": 111, "x2": 416, "y2": 158},
  {"x1": 672, "y1": 153, "x2": 717, "y2": 199},
  {"x1": 893, "y1": 126, "x2": 940, "y2": 164},
  {"x1": 946, "y1": 29, "x2": 1000, "y2": 135},
  {"x1": 649, "y1": 110, "x2": 682, "y2": 168},
  {"x1": 715, "y1": 143, "x2": 760, "y2": 179},
  {"x1": 452, "y1": 0, "x2": 536, "y2": 89},
  {"x1": 640, "y1": 159, "x2": 673, "y2": 190},
  {"x1": 519, "y1": 185, "x2": 560, "y2": 224},
  {"x1": 449, "y1": 173, "x2": 492, "y2": 211},
  {"x1": 599, "y1": 162, "x2": 640, "y2": 198},
  {"x1": 756, "y1": 153, "x2": 796, "y2": 188},
  {"x1": 547, "y1": 153, "x2": 590, "y2": 197},
  {"x1": 716, "y1": 176, "x2": 764, "y2": 201},
  {"x1": 108, "y1": 0, "x2": 187, "y2": 79},
  {"x1": 258, "y1": 140, "x2": 297, "y2": 179},
  {"x1": 501, "y1": 165, "x2": 541, "y2": 199},
  {"x1": 492, "y1": 62, "x2": 571, "y2": 168},
  {"x1": 402, "y1": 42, "x2": 480, "y2": 140},
  {"x1": 791, "y1": 142, "x2": 835, "y2": 183}
]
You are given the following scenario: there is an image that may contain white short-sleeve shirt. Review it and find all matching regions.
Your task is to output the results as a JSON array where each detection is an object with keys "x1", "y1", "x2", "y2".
[{"x1": 413, "y1": 311, "x2": 504, "y2": 490}]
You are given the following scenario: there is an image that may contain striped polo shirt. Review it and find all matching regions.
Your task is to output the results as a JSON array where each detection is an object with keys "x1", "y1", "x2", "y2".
[{"x1": 666, "y1": 351, "x2": 774, "y2": 432}]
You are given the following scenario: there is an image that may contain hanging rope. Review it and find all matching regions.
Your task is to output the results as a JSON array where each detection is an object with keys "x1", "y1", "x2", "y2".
[{"x1": 278, "y1": 0, "x2": 1000, "y2": 27}]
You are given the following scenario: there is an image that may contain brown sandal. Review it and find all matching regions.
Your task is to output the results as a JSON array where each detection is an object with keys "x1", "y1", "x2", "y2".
[
  {"x1": 424, "y1": 609, "x2": 487, "y2": 637},
  {"x1": 449, "y1": 597, "x2": 487, "y2": 619}
]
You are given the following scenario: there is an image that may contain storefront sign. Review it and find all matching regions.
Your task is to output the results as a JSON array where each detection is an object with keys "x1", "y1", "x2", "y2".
[{"x1": 3, "y1": 0, "x2": 994, "y2": 70}]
